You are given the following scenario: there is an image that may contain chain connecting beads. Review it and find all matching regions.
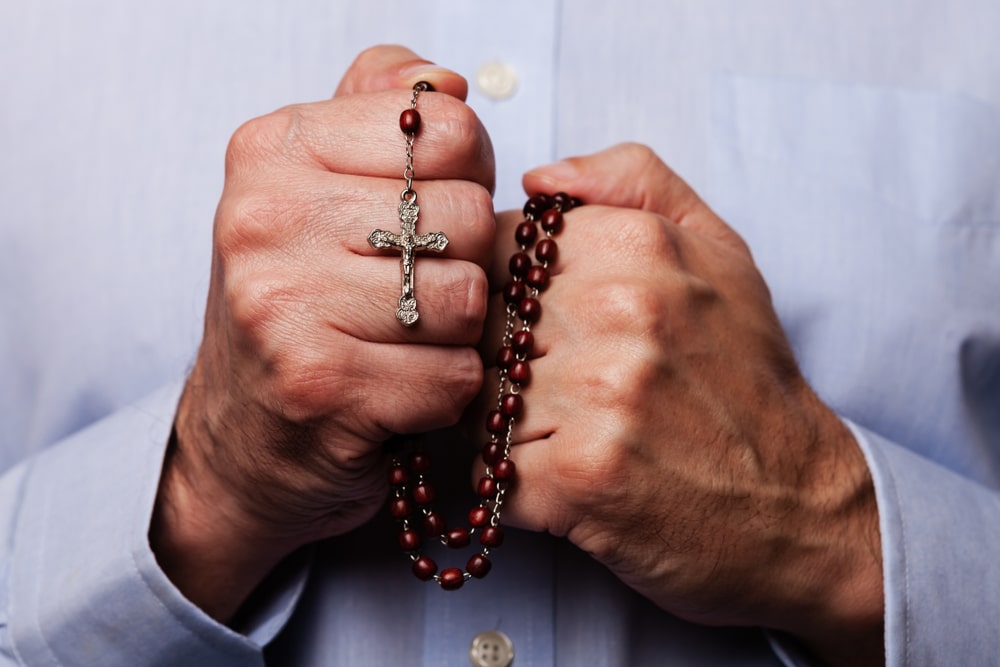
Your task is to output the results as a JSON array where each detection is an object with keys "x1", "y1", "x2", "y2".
[{"x1": 389, "y1": 190, "x2": 581, "y2": 589}]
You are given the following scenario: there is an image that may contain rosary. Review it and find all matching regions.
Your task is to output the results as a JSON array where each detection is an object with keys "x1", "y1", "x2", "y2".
[{"x1": 369, "y1": 82, "x2": 580, "y2": 589}]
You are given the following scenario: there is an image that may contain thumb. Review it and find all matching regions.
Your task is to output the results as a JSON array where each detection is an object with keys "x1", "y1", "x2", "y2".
[
  {"x1": 524, "y1": 143, "x2": 745, "y2": 250},
  {"x1": 334, "y1": 44, "x2": 469, "y2": 100}
]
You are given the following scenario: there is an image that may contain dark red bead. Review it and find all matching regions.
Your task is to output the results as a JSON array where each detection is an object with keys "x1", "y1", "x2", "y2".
[
  {"x1": 496, "y1": 346, "x2": 516, "y2": 370},
  {"x1": 509, "y1": 360, "x2": 531, "y2": 385},
  {"x1": 389, "y1": 465, "x2": 410, "y2": 486},
  {"x1": 509, "y1": 252, "x2": 531, "y2": 278},
  {"x1": 518, "y1": 298, "x2": 541, "y2": 323},
  {"x1": 525, "y1": 265, "x2": 549, "y2": 291},
  {"x1": 399, "y1": 108, "x2": 421, "y2": 134},
  {"x1": 552, "y1": 192, "x2": 572, "y2": 210},
  {"x1": 503, "y1": 281, "x2": 527, "y2": 305},
  {"x1": 399, "y1": 529, "x2": 421, "y2": 551},
  {"x1": 413, "y1": 81, "x2": 434, "y2": 92},
  {"x1": 486, "y1": 410, "x2": 508, "y2": 434},
  {"x1": 389, "y1": 497, "x2": 412, "y2": 519},
  {"x1": 535, "y1": 239, "x2": 558, "y2": 263},
  {"x1": 571, "y1": 196, "x2": 584, "y2": 209},
  {"x1": 423, "y1": 511, "x2": 446, "y2": 536},
  {"x1": 493, "y1": 458, "x2": 516, "y2": 481},
  {"x1": 511, "y1": 330, "x2": 534, "y2": 355},
  {"x1": 481, "y1": 526, "x2": 505, "y2": 547},
  {"x1": 523, "y1": 194, "x2": 552, "y2": 218},
  {"x1": 412, "y1": 483, "x2": 435, "y2": 505},
  {"x1": 467, "y1": 554, "x2": 492, "y2": 578},
  {"x1": 482, "y1": 441, "x2": 504, "y2": 466},
  {"x1": 469, "y1": 506, "x2": 490, "y2": 527},
  {"x1": 500, "y1": 393, "x2": 523, "y2": 418},
  {"x1": 409, "y1": 452, "x2": 431, "y2": 474},
  {"x1": 446, "y1": 527, "x2": 471, "y2": 548},
  {"x1": 413, "y1": 556, "x2": 437, "y2": 580},
  {"x1": 515, "y1": 221, "x2": 538, "y2": 246},
  {"x1": 439, "y1": 568, "x2": 465, "y2": 590},
  {"x1": 540, "y1": 209, "x2": 563, "y2": 234},
  {"x1": 477, "y1": 476, "x2": 497, "y2": 498}
]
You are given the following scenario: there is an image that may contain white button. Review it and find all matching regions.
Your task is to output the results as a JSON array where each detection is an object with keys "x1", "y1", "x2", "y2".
[
  {"x1": 476, "y1": 61, "x2": 518, "y2": 100},
  {"x1": 469, "y1": 629, "x2": 514, "y2": 667}
]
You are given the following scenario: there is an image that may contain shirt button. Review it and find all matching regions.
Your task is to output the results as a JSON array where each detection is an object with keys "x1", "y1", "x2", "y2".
[
  {"x1": 469, "y1": 629, "x2": 514, "y2": 667},
  {"x1": 476, "y1": 61, "x2": 518, "y2": 100}
]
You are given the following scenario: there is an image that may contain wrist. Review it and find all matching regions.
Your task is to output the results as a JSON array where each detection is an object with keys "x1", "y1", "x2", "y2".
[
  {"x1": 150, "y1": 383, "x2": 300, "y2": 623},
  {"x1": 760, "y1": 394, "x2": 884, "y2": 665}
]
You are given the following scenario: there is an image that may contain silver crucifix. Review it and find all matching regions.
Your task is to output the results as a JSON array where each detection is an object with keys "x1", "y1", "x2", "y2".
[{"x1": 368, "y1": 193, "x2": 449, "y2": 326}]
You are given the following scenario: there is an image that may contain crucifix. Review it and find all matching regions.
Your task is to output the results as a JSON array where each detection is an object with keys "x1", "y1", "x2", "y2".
[{"x1": 368, "y1": 192, "x2": 449, "y2": 326}]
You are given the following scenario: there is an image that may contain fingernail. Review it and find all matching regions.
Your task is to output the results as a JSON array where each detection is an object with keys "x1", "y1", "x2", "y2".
[{"x1": 400, "y1": 62, "x2": 452, "y2": 84}]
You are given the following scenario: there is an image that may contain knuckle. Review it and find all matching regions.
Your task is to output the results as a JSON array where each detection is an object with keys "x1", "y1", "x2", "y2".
[
  {"x1": 609, "y1": 209, "x2": 680, "y2": 265},
  {"x1": 214, "y1": 188, "x2": 301, "y2": 258},
  {"x1": 583, "y1": 279, "x2": 668, "y2": 337},
  {"x1": 444, "y1": 264, "x2": 488, "y2": 341},
  {"x1": 225, "y1": 273, "x2": 295, "y2": 340},
  {"x1": 225, "y1": 105, "x2": 308, "y2": 174}
]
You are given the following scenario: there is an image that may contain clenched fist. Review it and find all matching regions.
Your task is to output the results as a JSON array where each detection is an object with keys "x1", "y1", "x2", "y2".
[
  {"x1": 486, "y1": 144, "x2": 883, "y2": 666},
  {"x1": 151, "y1": 46, "x2": 495, "y2": 622}
]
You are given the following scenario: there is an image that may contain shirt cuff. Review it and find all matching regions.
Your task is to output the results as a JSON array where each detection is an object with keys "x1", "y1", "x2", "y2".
[
  {"x1": 5, "y1": 382, "x2": 309, "y2": 666},
  {"x1": 846, "y1": 419, "x2": 1000, "y2": 667}
]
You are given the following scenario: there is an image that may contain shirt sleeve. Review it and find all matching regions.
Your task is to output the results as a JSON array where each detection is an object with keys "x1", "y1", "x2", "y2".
[
  {"x1": 0, "y1": 382, "x2": 310, "y2": 667},
  {"x1": 769, "y1": 419, "x2": 1000, "y2": 667}
]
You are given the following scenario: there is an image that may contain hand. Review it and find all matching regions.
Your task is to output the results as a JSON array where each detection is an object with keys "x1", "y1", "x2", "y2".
[
  {"x1": 151, "y1": 46, "x2": 496, "y2": 622},
  {"x1": 487, "y1": 144, "x2": 883, "y2": 665}
]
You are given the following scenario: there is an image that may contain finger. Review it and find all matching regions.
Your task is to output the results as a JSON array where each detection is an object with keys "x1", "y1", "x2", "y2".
[
  {"x1": 226, "y1": 91, "x2": 495, "y2": 194},
  {"x1": 323, "y1": 255, "x2": 488, "y2": 346},
  {"x1": 336, "y1": 338, "x2": 484, "y2": 436},
  {"x1": 334, "y1": 44, "x2": 469, "y2": 101},
  {"x1": 220, "y1": 172, "x2": 495, "y2": 268},
  {"x1": 522, "y1": 142, "x2": 745, "y2": 251}
]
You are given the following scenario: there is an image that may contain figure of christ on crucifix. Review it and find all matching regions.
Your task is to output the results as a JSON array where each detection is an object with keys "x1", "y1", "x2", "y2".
[{"x1": 368, "y1": 194, "x2": 449, "y2": 326}]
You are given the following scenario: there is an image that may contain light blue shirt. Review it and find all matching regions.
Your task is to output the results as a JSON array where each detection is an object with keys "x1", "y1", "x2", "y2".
[{"x1": 2, "y1": 1, "x2": 998, "y2": 665}]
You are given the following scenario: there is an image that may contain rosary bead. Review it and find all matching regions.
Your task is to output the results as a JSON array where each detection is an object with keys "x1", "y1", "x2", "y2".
[
  {"x1": 446, "y1": 527, "x2": 471, "y2": 548},
  {"x1": 389, "y1": 497, "x2": 412, "y2": 519},
  {"x1": 518, "y1": 297, "x2": 541, "y2": 323},
  {"x1": 389, "y1": 465, "x2": 410, "y2": 486},
  {"x1": 467, "y1": 554, "x2": 492, "y2": 578},
  {"x1": 540, "y1": 208, "x2": 563, "y2": 234},
  {"x1": 469, "y1": 506, "x2": 490, "y2": 527},
  {"x1": 493, "y1": 458, "x2": 516, "y2": 481},
  {"x1": 413, "y1": 81, "x2": 434, "y2": 92},
  {"x1": 480, "y1": 526, "x2": 505, "y2": 548},
  {"x1": 413, "y1": 556, "x2": 437, "y2": 581},
  {"x1": 482, "y1": 441, "x2": 504, "y2": 466},
  {"x1": 477, "y1": 476, "x2": 498, "y2": 498},
  {"x1": 552, "y1": 192, "x2": 572, "y2": 210},
  {"x1": 509, "y1": 360, "x2": 531, "y2": 385},
  {"x1": 511, "y1": 330, "x2": 534, "y2": 355},
  {"x1": 523, "y1": 194, "x2": 552, "y2": 218},
  {"x1": 503, "y1": 280, "x2": 527, "y2": 305},
  {"x1": 439, "y1": 568, "x2": 465, "y2": 590},
  {"x1": 399, "y1": 108, "x2": 421, "y2": 134},
  {"x1": 412, "y1": 482, "x2": 435, "y2": 505},
  {"x1": 409, "y1": 452, "x2": 431, "y2": 474},
  {"x1": 500, "y1": 393, "x2": 523, "y2": 418},
  {"x1": 423, "y1": 511, "x2": 446, "y2": 537},
  {"x1": 535, "y1": 239, "x2": 558, "y2": 263},
  {"x1": 496, "y1": 345, "x2": 516, "y2": 370},
  {"x1": 571, "y1": 196, "x2": 584, "y2": 209},
  {"x1": 525, "y1": 265, "x2": 549, "y2": 291},
  {"x1": 399, "y1": 529, "x2": 421, "y2": 551},
  {"x1": 486, "y1": 410, "x2": 508, "y2": 434},
  {"x1": 509, "y1": 252, "x2": 531, "y2": 278},
  {"x1": 515, "y1": 221, "x2": 538, "y2": 246}
]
